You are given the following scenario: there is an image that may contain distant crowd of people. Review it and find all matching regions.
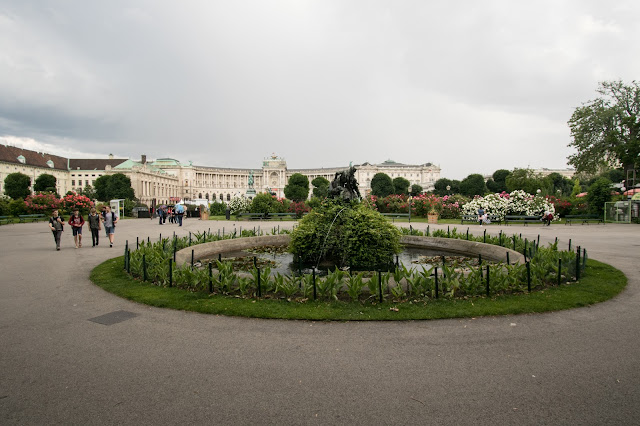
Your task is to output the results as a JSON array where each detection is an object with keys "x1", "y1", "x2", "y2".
[
  {"x1": 153, "y1": 204, "x2": 187, "y2": 226},
  {"x1": 48, "y1": 205, "x2": 118, "y2": 251}
]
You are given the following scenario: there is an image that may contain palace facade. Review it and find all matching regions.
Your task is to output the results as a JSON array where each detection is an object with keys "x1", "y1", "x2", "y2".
[{"x1": 1, "y1": 144, "x2": 441, "y2": 207}]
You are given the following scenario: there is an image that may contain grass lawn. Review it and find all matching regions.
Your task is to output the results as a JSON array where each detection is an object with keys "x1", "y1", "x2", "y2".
[{"x1": 91, "y1": 257, "x2": 626, "y2": 321}]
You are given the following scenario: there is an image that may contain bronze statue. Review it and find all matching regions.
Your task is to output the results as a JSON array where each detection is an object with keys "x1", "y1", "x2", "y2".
[{"x1": 329, "y1": 165, "x2": 361, "y2": 201}]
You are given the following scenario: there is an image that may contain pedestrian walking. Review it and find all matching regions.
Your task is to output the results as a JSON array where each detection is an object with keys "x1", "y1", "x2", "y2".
[
  {"x1": 68, "y1": 209, "x2": 85, "y2": 248},
  {"x1": 101, "y1": 205, "x2": 119, "y2": 247},
  {"x1": 175, "y1": 203, "x2": 185, "y2": 226},
  {"x1": 48, "y1": 210, "x2": 64, "y2": 251},
  {"x1": 87, "y1": 207, "x2": 102, "y2": 246}
]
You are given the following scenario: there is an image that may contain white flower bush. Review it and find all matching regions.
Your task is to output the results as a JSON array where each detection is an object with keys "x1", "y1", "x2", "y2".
[
  {"x1": 228, "y1": 196, "x2": 251, "y2": 215},
  {"x1": 462, "y1": 191, "x2": 555, "y2": 220}
]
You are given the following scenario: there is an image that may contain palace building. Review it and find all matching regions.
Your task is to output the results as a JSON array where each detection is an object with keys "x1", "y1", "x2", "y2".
[{"x1": 0, "y1": 144, "x2": 441, "y2": 207}]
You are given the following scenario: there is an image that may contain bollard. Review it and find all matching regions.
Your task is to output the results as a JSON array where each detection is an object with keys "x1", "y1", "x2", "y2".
[
  {"x1": 427, "y1": 225, "x2": 430, "y2": 236},
  {"x1": 218, "y1": 253, "x2": 222, "y2": 262},
  {"x1": 486, "y1": 265, "x2": 490, "y2": 297},
  {"x1": 240, "y1": 226, "x2": 242, "y2": 236},
  {"x1": 526, "y1": 261, "x2": 531, "y2": 292},
  {"x1": 506, "y1": 252, "x2": 510, "y2": 265},
  {"x1": 466, "y1": 228, "x2": 469, "y2": 240},
  {"x1": 223, "y1": 227, "x2": 225, "y2": 237},
  {"x1": 147, "y1": 236, "x2": 150, "y2": 244},
  {"x1": 168, "y1": 258, "x2": 173, "y2": 287},
  {"x1": 434, "y1": 267, "x2": 439, "y2": 299},
  {"x1": 499, "y1": 231, "x2": 502, "y2": 246},
  {"x1": 208, "y1": 262, "x2": 213, "y2": 293},
  {"x1": 513, "y1": 237, "x2": 516, "y2": 251},
  {"x1": 191, "y1": 249, "x2": 194, "y2": 269},
  {"x1": 278, "y1": 225, "x2": 280, "y2": 234},
  {"x1": 142, "y1": 254, "x2": 147, "y2": 282},
  {"x1": 136, "y1": 236, "x2": 139, "y2": 250},
  {"x1": 313, "y1": 268, "x2": 317, "y2": 300},
  {"x1": 575, "y1": 248, "x2": 580, "y2": 281},
  {"x1": 478, "y1": 254, "x2": 482, "y2": 265},
  {"x1": 189, "y1": 232, "x2": 192, "y2": 246},
  {"x1": 218, "y1": 229, "x2": 220, "y2": 239},
  {"x1": 173, "y1": 244, "x2": 176, "y2": 263},
  {"x1": 447, "y1": 226, "x2": 450, "y2": 238},
  {"x1": 524, "y1": 239, "x2": 528, "y2": 257},
  {"x1": 537, "y1": 234, "x2": 540, "y2": 247},
  {"x1": 555, "y1": 237, "x2": 558, "y2": 247},
  {"x1": 410, "y1": 225, "x2": 413, "y2": 235},
  {"x1": 378, "y1": 270, "x2": 383, "y2": 303},
  {"x1": 583, "y1": 248, "x2": 587, "y2": 270},
  {"x1": 568, "y1": 239, "x2": 571, "y2": 251},
  {"x1": 123, "y1": 242, "x2": 128, "y2": 270},
  {"x1": 483, "y1": 229, "x2": 486, "y2": 243},
  {"x1": 558, "y1": 258, "x2": 562, "y2": 286}
]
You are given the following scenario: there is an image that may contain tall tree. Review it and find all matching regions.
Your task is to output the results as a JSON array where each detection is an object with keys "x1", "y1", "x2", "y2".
[
  {"x1": 459, "y1": 174, "x2": 487, "y2": 197},
  {"x1": 311, "y1": 176, "x2": 330, "y2": 199},
  {"x1": 433, "y1": 178, "x2": 453, "y2": 196},
  {"x1": 370, "y1": 173, "x2": 394, "y2": 197},
  {"x1": 409, "y1": 184, "x2": 423, "y2": 196},
  {"x1": 4, "y1": 172, "x2": 31, "y2": 199},
  {"x1": 94, "y1": 173, "x2": 135, "y2": 201},
  {"x1": 392, "y1": 177, "x2": 410, "y2": 195},
  {"x1": 506, "y1": 168, "x2": 545, "y2": 194},
  {"x1": 34, "y1": 174, "x2": 57, "y2": 192},
  {"x1": 284, "y1": 173, "x2": 309, "y2": 201},
  {"x1": 568, "y1": 80, "x2": 640, "y2": 175}
]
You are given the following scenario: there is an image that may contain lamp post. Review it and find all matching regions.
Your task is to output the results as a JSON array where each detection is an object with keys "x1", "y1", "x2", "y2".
[
  {"x1": 446, "y1": 185, "x2": 451, "y2": 196},
  {"x1": 408, "y1": 196, "x2": 412, "y2": 223}
]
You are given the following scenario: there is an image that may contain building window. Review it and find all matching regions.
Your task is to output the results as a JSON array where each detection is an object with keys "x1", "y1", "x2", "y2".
[
  {"x1": 226, "y1": 194, "x2": 230, "y2": 201},
  {"x1": 72, "y1": 180, "x2": 75, "y2": 186},
  {"x1": 198, "y1": 193, "x2": 202, "y2": 198},
  {"x1": 17, "y1": 155, "x2": 25, "y2": 164},
  {"x1": 220, "y1": 194, "x2": 223, "y2": 200},
  {"x1": 46, "y1": 160, "x2": 54, "y2": 168},
  {"x1": 86, "y1": 180, "x2": 89, "y2": 186},
  {"x1": 78, "y1": 180, "x2": 82, "y2": 186}
]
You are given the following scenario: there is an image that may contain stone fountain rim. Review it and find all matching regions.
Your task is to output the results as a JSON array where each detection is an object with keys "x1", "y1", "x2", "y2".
[{"x1": 175, "y1": 234, "x2": 525, "y2": 267}]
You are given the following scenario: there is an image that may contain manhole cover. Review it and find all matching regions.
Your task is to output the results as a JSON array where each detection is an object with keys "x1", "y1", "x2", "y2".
[{"x1": 89, "y1": 310, "x2": 139, "y2": 326}]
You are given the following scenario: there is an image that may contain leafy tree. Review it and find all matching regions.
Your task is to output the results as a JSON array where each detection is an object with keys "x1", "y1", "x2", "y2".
[
  {"x1": 94, "y1": 173, "x2": 135, "y2": 201},
  {"x1": 409, "y1": 184, "x2": 423, "y2": 196},
  {"x1": 311, "y1": 176, "x2": 330, "y2": 198},
  {"x1": 392, "y1": 177, "x2": 410, "y2": 195},
  {"x1": 433, "y1": 178, "x2": 459, "y2": 196},
  {"x1": 570, "y1": 179, "x2": 583, "y2": 198},
  {"x1": 4, "y1": 173, "x2": 31, "y2": 199},
  {"x1": 506, "y1": 168, "x2": 545, "y2": 194},
  {"x1": 568, "y1": 80, "x2": 640, "y2": 175},
  {"x1": 250, "y1": 193, "x2": 278, "y2": 214},
  {"x1": 284, "y1": 173, "x2": 310, "y2": 201},
  {"x1": 586, "y1": 177, "x2": 613, "y2": 216},
  {"x1": 370, "y1": 173, "x2": 394, "y2": 197},
  {"x1": 459, "y1": 174, "x2": 487, "y2": 197},
  {"x1": 542, "y1": 173, "x2": 573, "y2": 196},
  {"x1": 34, "y1": 174, "x2": 56, "y2": 192},
  {"x1": 9, "y1": 198, "x2": 27, "y2": 216},
  {"x1": 486, "y1": 169, "x2": 510, "y2": 193},
  {"x1": 80, "y1": 185, "x2": 96, "y2": 200}
]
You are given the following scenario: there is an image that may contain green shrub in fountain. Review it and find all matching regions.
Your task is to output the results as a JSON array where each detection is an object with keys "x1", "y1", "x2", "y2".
[{"x1": 289, "y1": 199, "x2": 402, "y2": 268}]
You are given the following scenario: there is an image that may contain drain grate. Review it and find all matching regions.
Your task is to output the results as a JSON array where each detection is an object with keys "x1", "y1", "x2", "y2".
[{"x1": 89, "y1": 310, "x2": 139, "y2": 326}]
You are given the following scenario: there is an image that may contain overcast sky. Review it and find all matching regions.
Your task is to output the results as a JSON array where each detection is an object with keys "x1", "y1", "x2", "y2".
[{"x1": 1, "y1": 1, "x2": 638, "y2": 179}]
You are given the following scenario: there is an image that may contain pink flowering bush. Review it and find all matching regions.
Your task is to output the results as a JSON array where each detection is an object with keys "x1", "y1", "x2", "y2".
[
  {"x1": 287, "y1": 201, "x2": 310, "y2": 218},
  {"x1": 62, "y1": 192, "x2": 94, "y2": 214},
  {"x1": 24, "y1": 192, "x2": 62, "y2": 214}
]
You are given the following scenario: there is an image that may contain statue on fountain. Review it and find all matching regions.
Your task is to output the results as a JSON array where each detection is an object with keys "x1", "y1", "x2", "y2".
[{"x1": 328, "y1": 164, "x2": 361, "y2": 201}]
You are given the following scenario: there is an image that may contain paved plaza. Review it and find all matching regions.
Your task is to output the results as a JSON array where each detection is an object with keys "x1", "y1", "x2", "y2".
[{"x1": 1, "y1": 217, "x2": 639, "y2": 425}]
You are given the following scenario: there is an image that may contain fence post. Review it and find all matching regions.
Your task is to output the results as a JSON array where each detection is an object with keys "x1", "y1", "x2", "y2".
[
  {"x1": 434, "y1": 267, "x2": 439, "y2": 299},
  {"x1": 257, "y1": 265, "x2": 262, "y2": 298},
  {"x1": 513, "y1": 237, "x2": 516, "y2": 251},
  {"x1": 576, "y1": 247, "x2": 581, "y2": 280},
  {"x1": 486, "y1": 265, "x2": 490, "y2": 297},
  {"x1": 208, "y1": 262, "x2": 213, "y2": 293},
  {"x1": 537, "y1": 234, "x2": 540, "y2": 247},
  {"x1": 189, "y1": 232, "x2": 192, "y2": 246},
  {"x1": 526, "y1": 261, "x2": 531, "y2": 292},
  {"x1": 466, "y1": 228, "x2": 469, "y2": 240},
  {"x1": 378, "y1": 270, "x2": 383, "y2": 303},
  {"x1": 523, "y1": 238, "x2": 528, "y2": 257},
  {"x1": 136, "y1": 236, "x2": 139, "y2": 250},
  {"x1": 173, "y1": 244, "x2": 176, "y2": 263},
  {"x1": 191, "y1": 249, "x2": 194, "y2": 269},
  {"x1": 168, "y1": 258, "x2": 172, "y2": 287},
  {"x1": 313, "y1": 268, "x2": 317, "y2": 300},
  {"x1": 558, "y1": 258, "x2": 562, "y2": 286},
  {"x1": 124, "y1": 241, "x2": 128, "y2": 270},
  {"x1": 499, "y1": 231, "x2": 502, "y2": 246},
  {"x1": 582, "y1": 248, "x2": 587, "y2": 271},
  {"x1": 427, "y1": 225, "x2": 430, "y2": 236},
  {"x1": 147, "y1": 236, "x2": 150, "y2": 244},
  {"x1": 447, "y1": 226, "x2": 450, "y2": 238},
  {"x1": 142, "y1": 254, "x2": 147, "y2": 282},
  {"x1": 218, "y1": 253, "x2": 222, "y2": 262},
  {"x1": 506, "y1": 251, "x2": 510, "y2": 265},
  {"x1": 483, "y1": 229, "x2": 486, "y2": 243},
  {"x1": 568, "y1": 239, "x2": 571, "y2": 251}
]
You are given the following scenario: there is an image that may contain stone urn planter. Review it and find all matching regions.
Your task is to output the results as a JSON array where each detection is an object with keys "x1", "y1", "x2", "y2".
[
  {"x1": 200, "y1": 211, "x2": 210, "y2": 221},
  {"x1": 427, "y1": 212, "x2": 438, "y2": 224}
]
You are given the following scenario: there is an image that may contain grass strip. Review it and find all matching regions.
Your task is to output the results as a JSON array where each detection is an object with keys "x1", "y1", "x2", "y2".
[{"x1": 91, "y1": 257, "x2": 626, "y2": 321}]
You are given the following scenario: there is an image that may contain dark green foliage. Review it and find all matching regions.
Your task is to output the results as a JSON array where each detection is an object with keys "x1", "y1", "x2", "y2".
[
  {"x1": 94, "y1": 173, "x2": 135, "y2": 201},
  {"x1": 34, "y1": 174, "x2": 56, "y2": 192},
  {"x1": 209, "y1": 201, "x2": 227, "y2": 215},
  {"x1": 79, "y1": 184, "x2": 96, "y2": 200},
  {"x1": 433, "y1": 178, "x2": 459, "y2": 196},
  {"x1": 9, "y1": 198, "x2": 27, "y2": 216},
  {"x1": 4, "y1": 172, "x2": 31, "y2": 199},
  {"x1": 459, "y1": 174, "x2": 487, "y2": 197},
  {"x1": 311, "y1": 176, "x2": 330, "y2": 199},
  {"x1": 506, "y1": 168, "x2": 545, "y2": 194},
  {"x1": 250, "y1": 193, "x2": 277, "y2": 214},
  {"x1": 370, "y1": 173, "x2": 394, "y2": 197},
  {"x1": 289, "y1": 200, "x2": 402, "y2": 268},
  {"x1": 568, "y1": 80, "x2": 640, "y2": 175},
  {"x1": 284, "y1": 173, "x2": 309, "y2": 202},
  {"x1": 392, "y1": 177, "x2": 410, "y2": 195},
  {"x1": 586, "y1": 177, "x2": 612, "y2": 216},
  {"x1": 410, "y1": 184, "x2": 423, "y2": 196},
  {"x1": 486, "y1": 169, "x2": 511, "y2": 193}
]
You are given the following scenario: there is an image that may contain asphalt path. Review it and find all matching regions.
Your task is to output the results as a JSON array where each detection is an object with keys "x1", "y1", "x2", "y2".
[{"x1": 1, "y1": 217, "x2": 639, "y2": 425}]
